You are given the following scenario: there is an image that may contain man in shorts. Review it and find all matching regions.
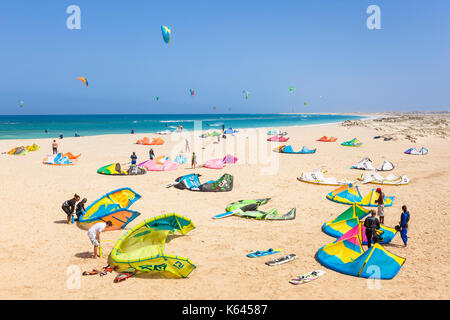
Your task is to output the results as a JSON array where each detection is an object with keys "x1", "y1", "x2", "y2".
[
  {"x1": 88, "y1": 221, "x2": 112, "y2": 259},
  {"x1": 375, "y1": 187, "x2": 385, "y2": 224}
]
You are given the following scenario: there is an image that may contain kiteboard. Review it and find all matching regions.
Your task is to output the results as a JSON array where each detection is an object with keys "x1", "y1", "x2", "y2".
[
  {"x1": 265, "y1": 254, "x2": 297, "y2": 266},
  {"x1": 212, "y1": 212, "x2": 235, "y2": 219},
  {"x1": 247, "y1": 248, "x2": 281, "y2": 258},
  {"x1": 289, "y1": 270, "x2": 326, "y2": 285}
]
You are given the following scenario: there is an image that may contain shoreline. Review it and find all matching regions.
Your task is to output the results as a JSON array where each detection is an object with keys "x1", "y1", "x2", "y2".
[{"x1": 0, "y1": 114, "x2": 371, "y2": 142}]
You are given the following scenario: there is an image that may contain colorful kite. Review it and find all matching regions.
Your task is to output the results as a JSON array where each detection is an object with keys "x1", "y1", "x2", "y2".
[
  {"x1": 161, "y1": 25, "x2": 171, "y2": 44},
  {"x1": 189, "y1": 89, "x2": 195, "y2": 96},
  {"x1": 78, "y1": 77, "x2": 88, "y2": 87}
]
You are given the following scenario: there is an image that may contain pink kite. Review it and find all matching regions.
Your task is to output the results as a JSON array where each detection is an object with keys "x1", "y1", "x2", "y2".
[
  {"x1": 138, "y1": 159, "x2": 179, "y2": 171},
  {"x1": 222, "y1": 154, "x2": 238, "y2": 164},
  {"x1": 203, "y1": 158, "x2": 225, "y2": 169},
  {"x1": 337, "y1": 224, "x2": 368, "y2": 245},
  {"x1": 267, "y1": 135, "x2": 289, "y2": 142}
]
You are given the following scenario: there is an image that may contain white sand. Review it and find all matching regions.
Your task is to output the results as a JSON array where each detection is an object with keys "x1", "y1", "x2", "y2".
[{"x1": 0, "y1": 117, "x2": 449, "y2": 299}]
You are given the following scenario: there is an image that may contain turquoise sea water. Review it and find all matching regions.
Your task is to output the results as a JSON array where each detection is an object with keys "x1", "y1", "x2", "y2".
[{"x1": 0, "y1": 114, "x2": 364, "y2": 140}]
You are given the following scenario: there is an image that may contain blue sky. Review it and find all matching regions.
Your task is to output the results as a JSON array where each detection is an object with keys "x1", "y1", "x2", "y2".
[{"x1": 0, "y1": 0, "x2": 449, "y2": 114}]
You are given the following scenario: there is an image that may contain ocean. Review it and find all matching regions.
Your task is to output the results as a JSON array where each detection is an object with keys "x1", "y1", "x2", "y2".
[{"x1": 0, "y1": 114, "x2": 364, "y2": 140}]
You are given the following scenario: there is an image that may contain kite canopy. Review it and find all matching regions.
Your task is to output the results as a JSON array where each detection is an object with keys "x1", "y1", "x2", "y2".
[
  {"x1": 138, "y1": 159, "x2": 179, "y2": 171},
  {"x1": 77, "y1": 77, "x2": 88, "y2": 87},
  {"x1": 136, "y1": 137, "x2": 164, "y2": 145},
  {"x1": 189, "y1": 89, "x2": 195, "y2": 96},
  {"x1": 97, "y1": 163, "x2": 147, "y2": 175},
  {"x1": 225, "y1": 198, "x2": 296, "y2": 220},
  {"x1": 43, "y1": 153, "x2": 76, "y2": 165},
  {"x1": 25, "y1": 144, "x2": 40, "y2": 151},
  {"x1": 224, "y1": 128, "x2": 239, "y2": 134},
  {"x1": 298, "y1": 167, "x2": 354, "y2": 186},
  {"x1": 203, "y1": 158, "x2": 225, "y2": 169},
  {"x1": 170, "y1": 173, "x2": 233, "y2": 192},
  {"x1": 109, "y1": 213, "x2": 196, "y2": 278},
  {"x1": 337, "y1": 222, "x2": 397, "y2": 245},
  {"x1": 358, "y1": 172, "x2": 410, "y2": 185},
  {"x1": 316, "y1": 235, "x2": 405, "y2": 279},
  {"x1": 350, "y1": 158, "x2": 394, "y2": 171},
  {"x1": 273, "y1": 145, "x2": 316, "y2": 154},
  {"x1": 321, "y1": 204, "x2": 397, "y2": 245},
  {"x1": 404, "y1": 147, "x2": 428, "y2": 155},
  {"x1": 267, "y1": 135, "x2": 289, "y2": 142},
  {"x1": 267, "y1": 129, "x2": 288, "y2": 136},
  {"x1": 77, "y1": 188, "x2": 141, "y2": 230},
  {"x1": 223, "y1": 154, "x2": 238, "y2": 164},
  {"x1": 317, "y1": 136, "x2": 337, "y2": 142},
  {"x1": 322, "y1": 204, "x2": 371, "y2": 238},
  {"x1": 7, "y1": 146, "x2": 28, "y2": 155},
  {"x1": 341, "y1": 138, "x2": 363, "y2": 147},
  {"x1": 161, "y1": 25, "x2": 171, "y2": 43},
  {"x1": 326, "y1": 184, "x2": 395, "y2": 207},
  {"x1": 174, "y1": 155, "x2": 187, "y2": 164}
]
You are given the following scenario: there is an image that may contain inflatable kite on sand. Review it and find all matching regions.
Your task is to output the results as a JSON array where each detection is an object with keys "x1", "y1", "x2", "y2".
[
  {"x1": 317, "y1": 136, "x2": 337, "y2": 142},
  {"x1": 43, "y1": 152, "x2": 81, "y2": 165},
  {"x1": 341, "y1": 138, "x2": 363, "y2": 147},
  {"x1": 404, "y1": 147, "x2": 428, "y2": 155},
  {"x1": 297, "y1": 167, "x2": 354, "y2": 186},
  {"x1": 109, "y1": 213, "x2": 196, "y2": 278},
  {"x1": 77, "y1": 188, "x2": 141, "y2": 230},
  {"x1": 326, "y1": 184, "x2": 394, "y2": 207},
  {"x1": 138, "y1": 159, "x2": 178, "y2": 171},
  {"x1": 97, "y1": 163, "x2": 147, "y2": 175},
  {"x1": 166, "y1": 173, "x2": 233, "y2": 192},
  {"x1": 350, "y1": 158, "x2": 394, "y2": 171},
  {"x1": 321, "y1": 204, "x2": 397, "y2": 244},
  {"x1": 225, "y1": 198, "x2": 296, "y2": 220},
  {"x1": 358, "y1": 172, "x2": 410, "y2": 186},
  {"x1": 136, "y1": 137, "x2": 164, "y2": 145},
  {"x1": 315, "y1": 234, "x2": 405, "y2": 279},
  {"x1": 273, "y1": 145, "x2": 316, "y2": 154},
  {"x1": 267, "y1": 135, "x2": 289, "y2": 142},
  {"x1": 6, "y1": 146, "x2": 28, "y2": 155}
]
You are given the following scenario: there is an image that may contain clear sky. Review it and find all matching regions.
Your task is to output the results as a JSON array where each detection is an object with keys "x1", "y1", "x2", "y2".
[{"x1": 0, "y1": 0, "x2": 449, "y2": 115}]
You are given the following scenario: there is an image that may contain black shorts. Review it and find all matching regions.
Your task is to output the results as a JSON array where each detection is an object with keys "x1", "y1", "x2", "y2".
[{"x1": 62, "y1": 205, "x2": 72, "y2": 216}]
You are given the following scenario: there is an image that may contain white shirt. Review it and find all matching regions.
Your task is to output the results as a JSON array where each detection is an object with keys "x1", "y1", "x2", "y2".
[{"x1": 88, "y1": 222, "x2": 106, "y2": 238}]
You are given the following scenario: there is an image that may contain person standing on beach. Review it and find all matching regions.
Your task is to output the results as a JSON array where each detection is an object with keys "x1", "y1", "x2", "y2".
[
  {"x1": 62, "y1": 194, "x2": 80, "y2": 224},
  {"x1": 149, "y1": 148, "x2": 155, "y2": 160},
  {"x1": 185, "y1": 138, "x2": 190, "y2": 152},
  {"x1": 88, "y1": 220, "x2": 112, "y2": 259},
  {"x1": 191, "y1": 152, "x2": 197, "y2": 169},
  {"x1": 130, "y1": 152, "x2": 137, "y2": 166},
  {"x1": 399, "y1": 205, "x2": 410, "y2": 248},
  {"x1": 364, "y1": 210, "x2": 380, "y2": 249},
  {"x1": 52, "y1": 140, "x2": 58, "y2": 154},
  {"x1": 375, "y1": 187, "x2": 385, "y2": 224},
  {"x1": 59, "y1": 133, "x2": 63, "y2": 139}
]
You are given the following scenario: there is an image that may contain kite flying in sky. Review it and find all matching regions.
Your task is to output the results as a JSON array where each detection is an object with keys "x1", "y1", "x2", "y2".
[{"x1": 78, "y1": 77, "x2": 88, "y2": 87}]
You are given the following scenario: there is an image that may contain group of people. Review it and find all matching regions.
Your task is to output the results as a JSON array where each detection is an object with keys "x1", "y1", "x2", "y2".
[
  {"x1": 61, "y1": 194, "x2": 112, "y2": 258},
  {"x1": 363, "y1": 187, "x2": 410, "y2": 249},
  {"x1": 61, "y1": 194, "x2": 87, "y2": 224}
]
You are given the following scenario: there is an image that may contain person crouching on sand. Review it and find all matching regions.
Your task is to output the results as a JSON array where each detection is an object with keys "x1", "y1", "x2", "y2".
[
  {"x1": 375, "y1": 187, "x2": 385, "y2": 224},
  {"x1": 74, "y1": 198, "x2": 87, "y2": 222},
  {"x1": 62, "y1": 194, "x2": 80, "y2": 223},
  {"x1": 88, "y1": 221, "x2": 112, "y2": 259}
]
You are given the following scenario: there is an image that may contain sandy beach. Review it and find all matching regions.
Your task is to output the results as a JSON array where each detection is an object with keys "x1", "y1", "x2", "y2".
[{"x1": 0, "y1": 113, "x2": 449, "y2": 300}]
